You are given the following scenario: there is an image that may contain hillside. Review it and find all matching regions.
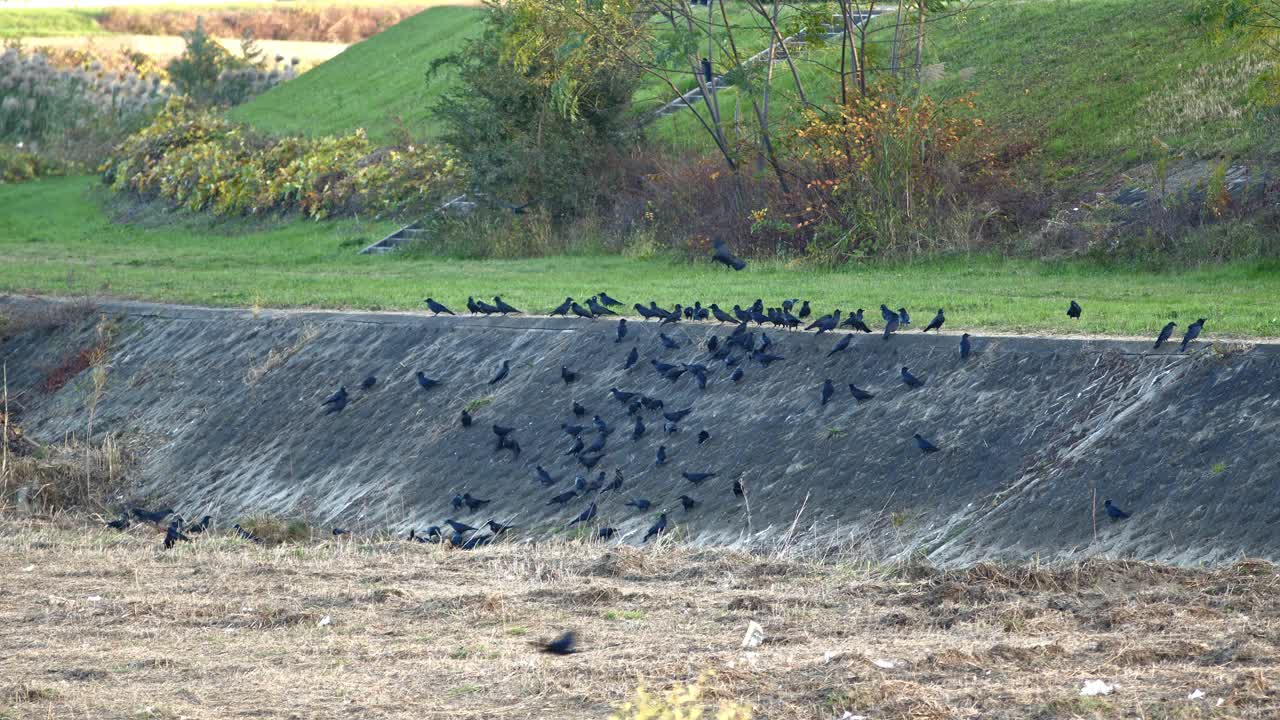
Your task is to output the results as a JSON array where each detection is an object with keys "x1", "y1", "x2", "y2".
[{"x1": 229, "y1": 4, "x2": 483, "y2": 143}]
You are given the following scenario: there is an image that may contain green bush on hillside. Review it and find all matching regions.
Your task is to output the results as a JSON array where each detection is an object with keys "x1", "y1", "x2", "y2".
[{"x1": 102, "y1": 97, "x2": 460, "y2": 219}]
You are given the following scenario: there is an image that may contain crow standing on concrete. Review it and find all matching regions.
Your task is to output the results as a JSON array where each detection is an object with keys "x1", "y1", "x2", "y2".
[
  {"x1": 321, "y1": 386, "x2": 348, "y2": 410},
  {"x1": 535, "y1": 465, "x2": 556, "y2": 487},
  {"x1": 960, "y1": 333, "x2": 972, "y2": 360},
  {"x1": 1154, "y1": 322, "x2": 1177, "y2": 349},
  {"x1": 416, "y1": 371, "x2": 441, "y2": 390},
  {"x1": 922, "y1": 309, "x2": 945, "y2": 332},
  {"x1": 711, "y1": 304, "x2": 736, "y2": 323},
  {"x1": 550, "y1": 297, "x2": 574, "y2": 316},
  {"x1": 848, "y1": 384, "x2": 875, "y2": 401},
  {"x1": 697, "y1": 430, "x2": 710, "y2": 444},
  {"x1": 820, "y1": 379, "x2": 834, "y2": 406},
  {"x1": 493, "y1": 296, "x2": 522, "y2": 314},
  {"x1": 565, "y1": 436, "x2": 584, "y2": 455},
  {"x1": 806, "y1": 311, "x2": 840, "y2": 334},
  {"x1": 626, "y1": 498, "x2": 652, "y2": 511},
  {"x1": 913, "y1": 433, "x2": 940, "y2": 454},
  {"x1": 712, "y1": 238, "x2": 747, "y2": 271},
  {"x1": 490, "y1": 360, "x2": 510, "y2": 385},
  {"x1": 548, "y1": 490, "x2": 578, "y2": 507},
  {"x1": 423, "y1": 298, "x2": 455, "y2": 316},
  {"x1": 828, "y1": 334, "x2": 851, "y2": 357},
  {"x1": 900, "y1": 367, "x2": 925, "y2": 388},
  {"x1": 460, "y1": 408, "x2": 472, "y2": 427},
  {"x1": 679, "y1": 495, "x2": 699, "y2": 512},
  {"x1": 624, "y1": 347, "x2": 639, "y2": 370},
  {"x1": 659, "y1": 333, "x2": 681, "y2": 350},
  {"x1": 1181, "y1": 319, "x2": 1206, "y2": 352},
  {"x1": 663, "y1": 408, "x2": 693, "y2": 423},
  {"x1": 567, "y1": 501, "x2": 598, "y2": 527},
  {"x1": 655, "y1": 445, "x2": 668, "y2": 466},
  {"x1": 561, "y1": 366, "x2": 579, "y2": 384},
  {"x1": 615, "y1": 318, "x2": 627, "y2": 343},
  {"x1": 572, "y1": 401, "x2": 587, "y2": 417},
  {"x1": 1068, "y1": 300, "x2": 1083, "y2": 319},
  {"x1": 360, "y1": 375, "x2": 377, "y2": 391},
  {"x1": 632, "y1": 416, "x2": 646, "y2": 441},
  {"x1": 731, "y1": 367, "x2": 744, "y2": 383},
  {"x1": 474, "y1": 298, "x2": 501, "y2": 315},
  {"x1": 682, "y1": 471, "x2": 716, "y2": 485},
  {"x1": 644, "y1": 513, "x2": 668, "y2": 542},
  {"x1": 1104, "y1": 499, "x2": 1131, "y2": 520},
  {"x1": 733, "y1": 479, "x2": 744, "y2": 497}
]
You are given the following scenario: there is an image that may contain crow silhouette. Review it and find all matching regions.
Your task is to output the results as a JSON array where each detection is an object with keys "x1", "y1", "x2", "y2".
[
  {"x1": 679, "y1": 495, "x2": 699, "y2": 512},
  {"x1": 445, "y1": 519, "x2": 477, "y2": 534},
  {"x1": 162, "y1": 521, "x2": 191, "y2": 550},
  {"x1": 561, "y1": 366, "x2": 579, "y2": 384},
  {"x1": 712, "y1": 239, "x2": 747, "y2": 271},
  {"x1": 542, "y1": 630, "x2": 579, "y2": 655},
  {"x1": 683, "y1": 472, "x2": 716, "y2": 485},
  {"x1": 131, "y1": 506, "x2": 173, "y2": 524},
  {"x1": 655, "y1": 445, "x2": 668, "y2": 466},
  {"x1": 624, "y1": 347, "x2": 640, "y2": 370},
  {"x1": 900, "y1": 366, "x2": 925, "y2": 388},
  {"x1": 416, "y1": 371, "x2": 441, "y2": 390},
  {"x1": 960, "y1": 333, "x2": 971, "y2": 360},
  {"x1": 424, "y1": 298, "x2": 455, "y2": 316},
  {"x1": 598, "y1": 527, "x2": 617, "y2": 539},
  {"x1": 820, "y1": 379, "x2": 834, "y2": 406},
  {"x1": 460, "y1": 409, "x2": 472, "y2": 427},
  {"x1": 493, "y1": 296, "x2": 522, "y2": 314},
  {"x1": 1181, "y1": 319, "x2": 1206, "y2": 352},
  {"x1": 733, "y1": 479, "x2": 744, "y2": 497},
  {"x1": 360, "y1": 375, "x2": 377, "y2": 391},
  {"x1": 599, "y1": 292, "x2": 621, "y2": 307},
  {"x1": 1154, "y1": 322, "x2": 1177, "y2": 349},
  {"x1": 571, "y1": 302, "x2": 595, "y2": 320},
  {"x1": 913, "y1": 433, "x2": 940, "y2": 454},
  {"x1": 626, "y1": 498, "x2": 652, "y2": 511},
  {"x1": 1104, "y1": 499, "x2": 1131, "y2": 520},
  {"x1": 550, "y1": 297, "x2": 574, "y2": 316},
  {"x1": 828, "y1": 335, "x2": 851, "y2": 357},
  {"x1": 106, "y1": 513, "x2": 130, "y2": 531},
  {"x1": 535, "y1": 465, "x2": 557, "y2": 486},
  {"x1": 615, "y1": 318, "x2": 627, "y2": 343},
  {"x1": 1068, "y1": 300, "x2": 1082, "y2": 319},
  {"x1": 233, "y1": 524, "x2": 264, "y2": 544},
  {"x1": 644, "y1": 513, "x2": 668, "y2": 542},
  {"x1": 548, "y1": 490, "x2": 577, "y2": 507},
  {"x1": 587, "y1": 297, "x2": 616, "y2": 317},
  {"x1": 922, "y1": 309, "x2": 945, "y2": 332},
  {"x1": 490, "y1": 360, "x2": 510, "y2": 385},
  {"x1": 567, "y1": 501, "x2": 598, "y2": 527},
  {"x1": 848, "y1": 384, "x2": 875, "y2": 401},
  {"x1": 697, "y1": 430, "x2": 710, "y2": 444}
]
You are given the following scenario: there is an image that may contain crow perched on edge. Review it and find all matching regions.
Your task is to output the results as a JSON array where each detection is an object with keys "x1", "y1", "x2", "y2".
[
  {"x1": 960, "y1": 333, "x2": 972, "y2": 360},
  {"x1": 1154, "y1": 322, "x2": 1177, "y2": 349},
  {"x1": 1181, "y1": 319, "x2": 1206, "y2": 352},
  {"x1": 423, "y1": 298, "x2": 455, "y2": 316},
  {"x1": 922, "y1": 309, "x2": 945, "y2": 332}
]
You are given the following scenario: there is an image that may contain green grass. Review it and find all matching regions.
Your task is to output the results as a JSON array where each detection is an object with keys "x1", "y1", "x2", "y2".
[
  {"x1": 651, "y1": 0, "x2": 1274, "y2": 180},
  {"x1": 3, "y1": 176, "x2": 1279, "y2": 338},
  {"x1": 228, "y1": 5, "x2": 483, "y2": 143},
  {"x1": 0, "y1": 9, "x2": 104, "y2": 38}
]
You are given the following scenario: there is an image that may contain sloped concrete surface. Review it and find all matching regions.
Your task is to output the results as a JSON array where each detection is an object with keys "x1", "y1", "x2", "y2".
[{"x1": 3, "y1": 296, "x2": 1278, "y2": 565}]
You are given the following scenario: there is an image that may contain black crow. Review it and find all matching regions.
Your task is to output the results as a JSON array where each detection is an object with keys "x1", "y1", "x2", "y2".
[
  {"x1": 548, "y1": 490, "x2": 577, "y2": 507},
  {"x1": 462, "y1": 493, "x2": 490, "y2": 511},
  {"x1": 624, "y1": 347, "x2": 639, "y2": 370},
  {"x1": 752, "y1": 351, "x2": 785, "y2": 367},
  {"x1": 550, "y1": 297, "x2": 574, "y2": 316},
  {"x1": 487, "y1": 520, "x2": 516, "y2": 534},
  {"x1": 593, "y1": 415, "x2": 612, "y2": 434},
  {"x1": 492, "y1": 423, "x2": 514, "y2": 437},
  {"x1": 798, "y1": 301, "x2": 811, "y2": 319},
  {"x1": 131, "y1": 506, "x2": 173, "y2": 524},
  {"x1": 493, "y1": 296, "x2": 522, "y2": 314},
  {"x1": 615, "y1": 318, "x2": 627, "y2": 343},
  {"x1": 659, "y1": 333, "x2": 681, "y2": 350},
  {"x1": 458, "y1": 408, "x2": 472, "y2": 428},
  {"x1": 643, "y1": 513, "x2": 668, "y2": 542},
  {"x1": 820, "y1": 379, "x2": 834, "y2": 406},
  {"x1": 900, "y1": 367, "x2": 924, "y2": 388},
  {"x1": 577, "y1": 453, "x2": 604, "y2": 469},
  {"x1": 731, "y1": 367, "x2": 744, "y2": 383},
  {"x1": 187, "y1": 515, "x2": 212, "y2": 534},
  {"x1": 535, "y1": 466, "x2": 556, "y2": 486},
  {"x1": 697, "y1": 430, "x2": 710, "y2": 444},
  {"x1": 490, "y1": 360, "x2": 510, "y2": 385},
  {"x1": 655, "y1": 445, "x2": 668, "y2": 466},
  {"x1": 416, "y1": 371, "x2": 440, "y2": 390},
  {"x1": 451, "y1": 494, "x2": 465, "y2": 511},
  {"x1": 682, "y1": 472, "x2": 716, "y2": 485},
  {"x1": 106, "y1": 513, "x2": 130, "y2": 531},
  {"x1": 626, "y1": 498, "x2": 652, "y2": 511},
  {"x1": 360, "y1": 375, "x2": 377, "y2": 391},
  {"x1": 663, "y1": 408, "x2": 692, "y2": 423},
  {"x1": 922, "y1": 309, "x2": 945, "y2": 332},
  {"x1": 542, "y1": 630, "x2": 579, "y2": 655},
  {"x1": 711, "y1": 304, "x2": 736, "y2": 323},
  {"x1": 828, "y1": 335, "x2": 851, "y2": 357},
  {"x1": 660, "y1": 305, "x2": 683, "y2": 324},
  {"x1": 880, "y1": 304, "x2": 896, "y2": 323},
  {"x1": 1181, "y1": 319, "x2": 1206, "y2": 352},
  {"x1": 598, "y1": 527, "x2": 617, "y2": 539},
  {"x1": 562, "y1": 422, "x2": 587, "y2": 436},
  {"x1": 848, "y1": 384, "x2": 875, "y2": 401},
  {"x1": 163, "y1": 521, "x2": 191, "y2": 550},
  {"x1": 321, "y1": 386, "x2": 347, "y2": 407},
  {"x1": 587, "y1": 297, "x2": 616, "y2": 316},
  {"x1": 913, "y1": 433, "x2": 940, "y2": 454},
  {"x1": 806, "y1": 310, "x2": 841, "y2": 334},
  {"x1": 567, "y1": 501, "x2": 598, "y2": 527},
  {"x1": 498, "y1": 434, "x2": 521, "y2": 457},
  {"x1": 882, "y1": 313, "x2": 900, "y2": 340},
  {"x1": 475, "y1": 298, "x2": 501, "y2": 314},
  {"x1": 897, "y1": 308, "x2": 912, "y2": 326},
  {"x1": 599, "y1": 291, "x2": 622, "y2": 307},
  {"x1": 606, "y1": 469, "x2": 625, "y2": 492},
  {"x1": 561, "y1": 366, "x2": 579, "y2": 384},
  {"x1": 960, "y1": 333, "x2": 971, "y2": 360},
  {"x1": 445, "y1": 519, "x2": 477, "y2": 534},
  {"x1": 610, "y1": 388, "x2": 637, "y2": 404},
  {"x1": 1104, "y1": 500, "x2": 1130, "y2": 520},
  {"x1": 1154, "y1": 322, "x2": 1176, "y2": 349},
  {"x1": 333, "y1": 527, "x2": 349, "y2": 536},
  {"x1": 233, "y1": 524, "x2": 264, "y2": 544},
  {"x1": 712, "y1": 238, "x2": 747, "y2": 271},
  {"x1": 461, "y1": 534, "x2": 492, "y2": 550},
  {"x1": 571, "y1": 302, "x2": 595, "y2": 319},
  {"x1": 565, "y1": 436, "x2": 585, "y2": 455},
  {"x1": 842, "y1": 309, "x2": 872, "y2": 333},
  {"x1": 634, "y1": 303, "x2": 658, "y2": 320},
  {"x1": 1068, "y1": 300, "x2": 1082, "y2": 319},
  {"x1": 733, "y1": 479, "x2": 744, "y2": 497},
  {"x1": 572, "y1": 401, "x2": 587, "y2": 417},
  {"x1": 424, "y1": 298, "x2": 455, "y2": 316},
  {"x1": 323, "y1": 393, "x2": 348, "y2": 414},
  {"x1": 640, "y1": 395, "x2": 664, "y2": 411},
  {"x1": 632, "y1": 416, "x2": 646, "y2": 440},
  {"x1": 679, "y1": 495, "x2": 698, "y2": 512},
  {"x1": 586, "y1": 432, "x2": 607, "y2": 454},
  {"x1": 467, "y1": 296, "x2": 481, "y2": 314}
]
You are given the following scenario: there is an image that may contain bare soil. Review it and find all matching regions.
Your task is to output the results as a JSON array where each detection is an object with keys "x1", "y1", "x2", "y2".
[{"x1": 2, "y1": 517, "x2": 1279, "y2": 719}]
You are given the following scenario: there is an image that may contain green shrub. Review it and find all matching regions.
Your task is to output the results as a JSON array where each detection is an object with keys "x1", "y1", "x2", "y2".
[
  {"x1": 102, "y1": 97, "x2": 460, "y2": 219},
  {"x1": 0, "y1": 144, "x2": 63, "y2": 182}
]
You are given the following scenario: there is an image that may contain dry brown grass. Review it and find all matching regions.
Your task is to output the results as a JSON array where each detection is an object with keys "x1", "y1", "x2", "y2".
[{"x1": 2, "y1": 517, "x2": 1279, "y2": 719}]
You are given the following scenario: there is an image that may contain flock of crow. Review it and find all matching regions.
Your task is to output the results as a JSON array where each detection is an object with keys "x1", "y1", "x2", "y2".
[
  {"x1": 93, "y1": 240, "x2": 1213, "y2": 654},
  {"x1": 107, "y1": 241, "x2": 1207, "y2": 549}
]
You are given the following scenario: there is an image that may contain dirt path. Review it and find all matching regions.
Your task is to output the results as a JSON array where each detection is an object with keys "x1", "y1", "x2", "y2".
[{"x1": 2, "y1": 518, "x2": 1278, "y2": 719}]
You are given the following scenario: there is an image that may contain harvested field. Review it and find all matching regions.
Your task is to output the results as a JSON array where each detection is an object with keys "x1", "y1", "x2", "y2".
[{"x1": 2, "y1": 517, "x2": 1279, "y2": 718}]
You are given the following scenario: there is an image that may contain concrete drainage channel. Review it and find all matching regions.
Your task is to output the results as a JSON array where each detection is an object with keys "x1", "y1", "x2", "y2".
[{"x1": 3, "y1": 295, "x2": 1279, "y2": 565}]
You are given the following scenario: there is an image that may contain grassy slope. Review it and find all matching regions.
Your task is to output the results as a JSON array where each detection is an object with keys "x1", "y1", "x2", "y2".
[
  {"x1": 0, "y1": 9, "x2": 104, "y2": 38},
  {"x1": 228, "y1": 5, "x2": 482, "y2": 143},
  {"x1": 651, "y1": 0, "x2": 1271, "y2": 178},
  {"x1": 3, "y1": 176, "x2": 1278, "y2": 337}
]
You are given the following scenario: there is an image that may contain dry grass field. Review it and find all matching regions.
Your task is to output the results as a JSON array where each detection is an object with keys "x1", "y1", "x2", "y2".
[{"x1": 2, "y1": 517, "x2": 1279, "y2": 719}]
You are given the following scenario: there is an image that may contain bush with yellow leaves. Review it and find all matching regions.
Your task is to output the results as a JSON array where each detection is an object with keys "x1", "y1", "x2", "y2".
[{"x1": 610, "y1": 675, "x2": 752, "y2": 720}]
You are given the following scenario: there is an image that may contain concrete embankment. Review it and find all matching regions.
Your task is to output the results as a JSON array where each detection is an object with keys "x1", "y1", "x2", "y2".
[{"x1": 3, "y1": 296, "x2": 1278, "y2": 565}]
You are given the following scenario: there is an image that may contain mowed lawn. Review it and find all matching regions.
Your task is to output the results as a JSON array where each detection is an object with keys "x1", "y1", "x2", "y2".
[{"x1": 2, "y1": 176, "x2": 1278, "y2": 338}]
